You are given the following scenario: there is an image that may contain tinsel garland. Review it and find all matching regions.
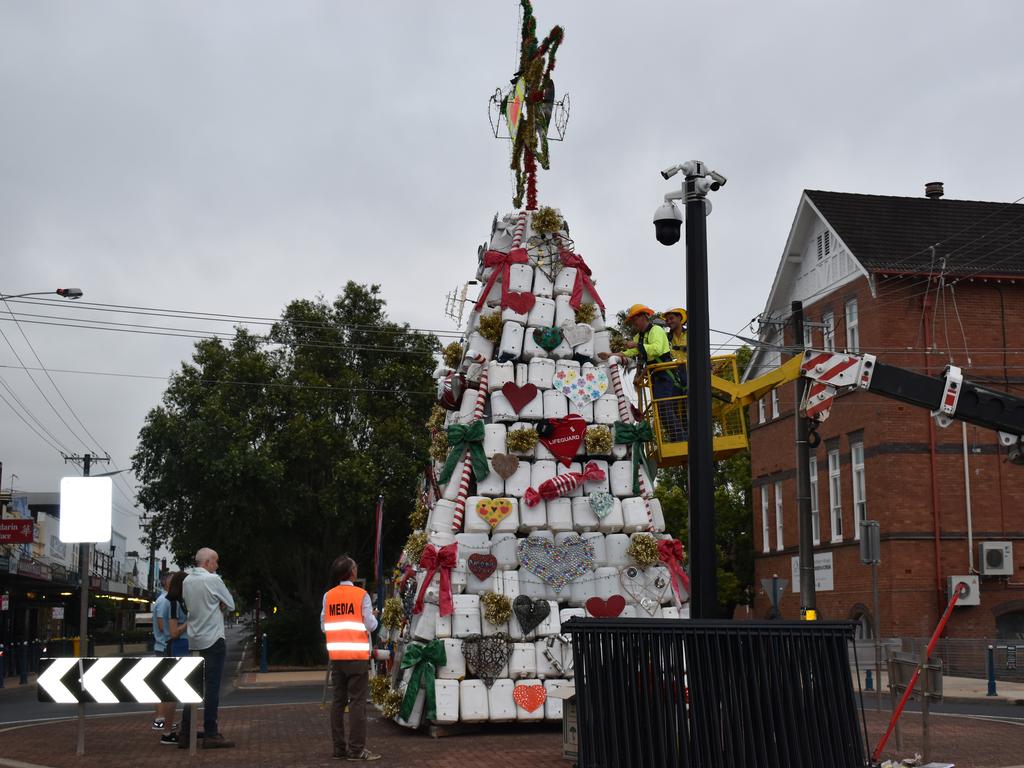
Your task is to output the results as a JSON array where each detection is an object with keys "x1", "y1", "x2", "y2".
[
  {"x1": 481, "y1": 592, "x2": 513, "y2": 625},
  {"x1": 381, "y1": 596, "x2": 405, "y2": 631},
  {"x1": 369, "y1": 676, "x2": 391, "y2": 705},
  {"x1": 506, "y1": 427, "x2": 539, "y2": 452},
  {"x1": 404, "y1": 531, "x2": 428, "y2": 566},
  {"x1": 442, "y1": 342, "x2": 464, "y2": 369},
  {"x1": 381, "y1": 689, "x2": 404, "y2": 720},
  {"x1": 574, "y1": 302, "x2": 597, "y2": 324},
  {"x1": 609, "y1": 332, "x2": 628, "y2": 353},
  {"x1": 425, "y1": 404, "x2": 446, "y2": 434},
  {"x1": 532, "y1": 206, "x2": 562, "y2": 235},
  {"x1": 585, "y1": 425, "x2": 613, "y2": 455},
  {"x1": 478, "y1": 312, "x2": 504, "y2": 343},
  {"x1": 627, "y1": 534, "x2": 660, "y2": 567},
  {"x1": 409, "y1": 500, "x2": 427, "y2": 530},
  {"x1": 429, "y1": 431, "x2": 449, "y2": 464}
]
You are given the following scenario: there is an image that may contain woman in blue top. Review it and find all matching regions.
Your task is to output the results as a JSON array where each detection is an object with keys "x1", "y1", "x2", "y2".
[{"x1": 158, "y1": 571, "x2": 190, "y2": 745}]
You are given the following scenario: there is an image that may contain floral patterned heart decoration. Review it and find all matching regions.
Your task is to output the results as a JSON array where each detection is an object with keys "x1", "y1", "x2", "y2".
[{"x1": 552, "y1": 366, "x2": 609, "y2": 408}]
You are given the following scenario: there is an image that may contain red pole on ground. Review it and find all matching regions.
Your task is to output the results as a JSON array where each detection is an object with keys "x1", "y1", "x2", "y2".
[{"x1": 871, "y1": 581, "x2": 965, "y2": 763}]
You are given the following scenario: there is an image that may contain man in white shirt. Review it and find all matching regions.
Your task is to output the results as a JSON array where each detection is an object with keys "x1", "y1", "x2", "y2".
[{"x1": 179, "y1": 548, "x2": 235, "y2": 750}]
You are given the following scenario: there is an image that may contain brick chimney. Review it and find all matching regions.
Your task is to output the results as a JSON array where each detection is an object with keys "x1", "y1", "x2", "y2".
[{"x1": 925, "y1": 181, "x2": 944, "y2": 199}]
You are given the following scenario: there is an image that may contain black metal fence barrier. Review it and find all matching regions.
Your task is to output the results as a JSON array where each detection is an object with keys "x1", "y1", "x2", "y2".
[{"x1": 565, "y1": 618, "x2": 866, "y2": 768}]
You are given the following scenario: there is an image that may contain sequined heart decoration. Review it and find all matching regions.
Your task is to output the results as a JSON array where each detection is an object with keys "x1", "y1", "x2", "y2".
[
  {"x1": 501, "y1": 382, "x2": 539, "y2": 413},
  {"x1": 619, "y1": 565, "x2": 670, "y2": 616},
  {"x1": 467, "y1": 553, "x2": 498, "y2": 582},
  {"x1": 491, "y1": 453, "x2": 520, "y2": 480},
  {"x1": 476, "y1": 498, "x2": 513, "y2": 528},
  {"x1": 512, "y1": 595, "x2": 550, "y2": 635},
  {"x1": 585, "y1": 595, "x2": 626, "y2": 618},
  {"x1": 513, "y1": 683, "x2": 547, "y2": 713},
  {"x1": 517, "y1": 535, "x2": 595, "y2": 593},
  {"x1": 552, "y1": 366, "x2": 609, "y2": 408},
  {"x1": 462, "y1": 633, "x2": 512, "y2": 688},
  {"x1": 504, "y1": 291, "x2": 537, "y2": 315},
  {"x1": 588, "y1": 491, "x2": 614, "y2": 519},
  {"x1": 532, "y1": 326, "x2": 563, "y2": 351}
]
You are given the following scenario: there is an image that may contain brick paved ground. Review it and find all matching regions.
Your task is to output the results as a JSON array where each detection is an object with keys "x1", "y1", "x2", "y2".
[{"x1": 1, "y1": 703, "x2": 1022, "y2": 768}]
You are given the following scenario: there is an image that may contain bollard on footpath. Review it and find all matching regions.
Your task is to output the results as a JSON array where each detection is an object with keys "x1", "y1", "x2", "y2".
[
  {"x1": 987, "y1": 645, "x2": 997, "y2": 697},
  {"x1": 865, "y1": 669, "x2": 874, "y2": 691},
  {"x1": 260, "y1": 633, "x2": 268, "y2": 673},
  {"x1": 19, "y1": 642, "x2": 28, "y2": 685},
  {"x1": 119, "y1": 632, "x2": 125, "y2": 655}
]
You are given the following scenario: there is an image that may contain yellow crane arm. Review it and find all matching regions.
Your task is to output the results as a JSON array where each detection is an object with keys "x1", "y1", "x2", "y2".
[{"x1": 709, "y1": 355, "x2": 803, "y2": 407}]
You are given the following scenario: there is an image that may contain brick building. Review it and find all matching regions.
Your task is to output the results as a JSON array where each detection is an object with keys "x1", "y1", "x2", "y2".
[{"x1": 746, "y1": 185, "x2": 1024, "y2": 640}]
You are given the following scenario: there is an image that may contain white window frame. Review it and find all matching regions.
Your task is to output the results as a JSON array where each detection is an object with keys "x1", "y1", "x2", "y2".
[
  {"x1": 822, "y1": 311, "x2": 835, "y2": 352},
  {"x1": 771, "y1": 389, "x2": 780, "y2": 419},
  {"x1": 809, "y1": 456, "x2": 820, "y2": 545},
  {"x1": 774, "y1": 480, "x2": 784, "y2": 551},
  {"x1": 761, "y1": 487, "x2": 771, "y2": 553},
  {"x1": 828, "y1": 448, "x2": 843, "y2": 542},
  {"x1": 852, "y1": 441, "x2": 866, "y2": 539},
  {"x1": 845, "y1": 298, "x2": 859, "y2": 353},
  {"x1": 758, "y1": 398, "x2": 766, "y2": 424},
  {"x1": 803, "y1": 323, "x2": 814, "y2": 350}
]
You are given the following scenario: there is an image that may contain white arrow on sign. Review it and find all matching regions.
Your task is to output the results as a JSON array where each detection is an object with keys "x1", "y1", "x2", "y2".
[
  {"x1": 121, "y1": 657, "x2": 162, "y2": 704},
  {"x1": 81, "y1": 657, "x2": 121, "y2": 703},
  {"x1": 163, "y1": 657, "x2": 203, "y2": 704},
  {"x1": 37, "y1": 657, "x2": 78, "y2": 703}
]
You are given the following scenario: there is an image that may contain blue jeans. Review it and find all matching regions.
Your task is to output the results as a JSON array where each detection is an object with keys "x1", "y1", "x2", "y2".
[{"x1": 181, "y1": 638, "x2": 226, "y2": 736}]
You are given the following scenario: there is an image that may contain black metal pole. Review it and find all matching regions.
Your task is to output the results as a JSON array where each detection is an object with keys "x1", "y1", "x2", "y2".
[
  {"x1": 684, "y1": 177, "x2": 717, "y2": 618},
  {"x1": 793, "y1": 301, "x2": 817, "y2": 619},
  {"x1": 77, "y1": 453, "x2": 90, "y2": 756}
]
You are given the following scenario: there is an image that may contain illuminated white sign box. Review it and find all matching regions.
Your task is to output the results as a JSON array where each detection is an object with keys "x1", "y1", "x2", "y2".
[{"x1": 59, "y1": 477, "x2": 112, "y2": 543}]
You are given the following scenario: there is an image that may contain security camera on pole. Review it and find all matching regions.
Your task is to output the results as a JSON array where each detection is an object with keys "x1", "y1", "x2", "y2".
[{"x1": 655, "y1": 160, "x2": 726, "y2": 619}]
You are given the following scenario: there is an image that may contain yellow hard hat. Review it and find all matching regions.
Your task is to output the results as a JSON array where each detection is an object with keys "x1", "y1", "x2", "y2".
[
  {"x1": 665, "y1": 307, "x2": 687, "y2": 323},
  {"x1": 625, "y1": 304, "x2": 655, "y2": 320}
]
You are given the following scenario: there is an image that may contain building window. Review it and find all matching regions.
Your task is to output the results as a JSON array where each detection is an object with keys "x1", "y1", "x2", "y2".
[
  {"x1": 775, "y1": 481, "x2": 784, "y2": 551},
  {"x1": 852, "y1": 441, "x2": 866, "y2": 538},
  {"x1": 822, "y1": 311, "x2": 835, "y2": 352},
  {"x1": 758, "y1": 398, "x2": 766, "y2": 424},
  {"x1": 771, "y1": 389, "x2": 780, "y2": 419},
  {"x1": 803, "y1": 323, "x2": 814, "y2": 349},
  {"x1": 761, "y1": 487, "x2": 770, "y2": 553},
  {"x1": 828, "y1": 448, "x2": 842, "y2": 541},
  {"x1": 845, "y1": 298, "x2": 859, "y2": 353},
  {"x1": 809, "y1": 455, "x2": 820, "y2": 545}
]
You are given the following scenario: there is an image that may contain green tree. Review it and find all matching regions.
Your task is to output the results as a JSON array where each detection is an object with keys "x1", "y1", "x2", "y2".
[{"x1": 133, "y1": 283, "x2": 438, "y2": 620}]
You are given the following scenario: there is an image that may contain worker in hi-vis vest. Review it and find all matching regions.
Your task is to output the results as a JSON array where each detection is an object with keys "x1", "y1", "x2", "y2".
[{"x1": 320, "y1": 556, "x2": 381, "y2": 762}]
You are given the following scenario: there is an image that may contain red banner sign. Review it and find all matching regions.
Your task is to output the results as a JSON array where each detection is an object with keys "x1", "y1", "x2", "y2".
[{"x1": 0, "y1": 519, "x2": 33, "y2": 544}]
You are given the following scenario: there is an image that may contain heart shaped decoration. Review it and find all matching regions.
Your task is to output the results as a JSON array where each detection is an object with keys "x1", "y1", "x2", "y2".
[
  {"x1": 491, "y1": 453, "x2": 520, "y2": 480},
  {"x1": 513, "y1": 595, "x2": 551, "y2": 635},
  {"x1": 619, "y1": 565, "x2": 670, "y2": 616},
  {"x1": 463, "y1": 633, "x2": 512, "y2": 688},
  {"x1": 476, "y1": 498, "x2": 513, "y2": 528},
  {"x1": 538, "y1": 414, "x2": 588, "y2": 466},
  {"x1": 561, "y1": 322, "x2": 594, "y2": 348},
  {"x1": 513, "y1": 683, "x2": 547, "y2": 713},
  {"x1": 501, "y1": 382, "x2": 539, "y2": 413},
  {"x1": 585, "y1": 595, "x2": 626, "y2": 618},
  {"x1": 467, "y1": 553, "x2": 498, "y2": 582},
  {"x1": 532, "y1": 326, "x2": 563, "y2": 351},
  {"x1": 517, "y1": 535, "x2": 595, "y2": 593},
  {"x1": 552, "y1": 366, "x2": 609, "y2": 408},
  {"x1": 588, "y1": 491, "x2": 615, "y2": 519},
  {"x1": 504, "y1": 291, "x2": 537, "y2": 315}
]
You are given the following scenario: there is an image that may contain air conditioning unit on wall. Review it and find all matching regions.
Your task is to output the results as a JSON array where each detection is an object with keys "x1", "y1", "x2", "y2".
[
  {"x1": 949, "y1": 575, "x2": 980, "y2": 606},
  {"x1": 980, "y1": 542, "x2": 1013, "y2": 577}
]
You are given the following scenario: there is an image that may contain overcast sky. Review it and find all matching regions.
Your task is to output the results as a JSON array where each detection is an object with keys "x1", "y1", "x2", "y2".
[{"x1": 2, "y1": 1, "x2": 1022, "y2": 556}]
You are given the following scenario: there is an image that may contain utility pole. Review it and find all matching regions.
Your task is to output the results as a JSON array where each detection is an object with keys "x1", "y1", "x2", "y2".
[{"x1": 793, "y1": 301, "x2": 817, "y2": 620}]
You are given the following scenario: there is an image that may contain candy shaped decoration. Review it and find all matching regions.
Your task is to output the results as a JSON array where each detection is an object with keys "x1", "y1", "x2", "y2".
[
  {"x1": 476, "y1": 498, "x2": 514, "y2": 528},
  {"x1": 512, "y1": 595, "x2": 551, "y2": 635},
  {"x1": 462, "y1": 633, "x2": 513, "y2": 688},
  {"x1": 532, "y1": 326, "x2": 563, "y2": 351},
  {"x1": 467, "y1": 553, "x2": 498, "y2": 581},
  {"x1": 513, "y1": 683, "x2": 547, "y2": 713},
  {"x1": 501, "y1": 383, "x2": 539, "y2": 414},
  {"x1": 536, "y1": 414, "x2": 587, "y2": 466},
  {"x1": 552, "y1": 365, "x2": 609, "y2": 408},
  {"x1": 619, "y1": 565, "x2": 670, "y2": 616},
  {"x1": 524, "y1": 461, "x2": 606, "y2": 508},
  {"x1": 588, "y1": 491, "x2": 615, "y2": 519},
  {"x1": 491, "y1": 453, "x2": 520, "y2": 480},
  {"x1": 585, "y1": 595, "x2": 626, "y2": 618},
  {"x1": 517, "y1": 535, "x2": 595, "y2": 593}
]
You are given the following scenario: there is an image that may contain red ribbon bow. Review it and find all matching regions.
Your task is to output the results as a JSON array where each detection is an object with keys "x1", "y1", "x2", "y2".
[
  {"x1": 474, "y1": 248, "x2": 530, "y2": 311},
  {"x1": 413, "y1": 543, "x2": 458, "y2": 617},
  {"x1": 559, "y1": 250, "x2": 605, "y2": 312},
  {"x1": 657, "y1": 539, "x2": 691, "y2": 605}
]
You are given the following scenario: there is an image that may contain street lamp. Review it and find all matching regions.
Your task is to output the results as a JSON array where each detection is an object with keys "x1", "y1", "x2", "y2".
[
  {"x1": 0, "y1": 288, "x2": 83, "y2": 300},
  {"x1": 654, "y1": 160, "x2": 726, "y2": 619}
]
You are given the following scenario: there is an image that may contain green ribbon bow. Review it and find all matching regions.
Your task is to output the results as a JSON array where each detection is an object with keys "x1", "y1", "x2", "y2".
[
  {"x1": 438, "y1": 420, "x2": 489, "y2": 485},
  {"x1": 614, "y1": 420, "x2": 657, "y2": 495},
  {"x1": 399, "y1": 639, "x2": 447, "y2": 722}
]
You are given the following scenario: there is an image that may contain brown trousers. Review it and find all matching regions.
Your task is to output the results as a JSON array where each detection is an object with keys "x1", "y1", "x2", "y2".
[{"x1": 330, "y1": 659, "x2": 369, "y2": 756}]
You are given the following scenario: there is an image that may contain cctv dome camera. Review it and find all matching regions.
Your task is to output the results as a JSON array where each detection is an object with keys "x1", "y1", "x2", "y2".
[{"x1": 653, "y1": 201, "x2": 683, "y2": 246}]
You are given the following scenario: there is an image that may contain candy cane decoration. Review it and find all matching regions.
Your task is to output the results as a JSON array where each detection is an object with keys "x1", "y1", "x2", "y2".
[
  {"x1": 607, "y1": 357, "x2": 655, "y2": 531},
  {"x1": 512, "y1": 211, "x2": 527, "y2": 247},
  {"x1": 450, "y1": 355, "x2": 489, "y2": 532}
]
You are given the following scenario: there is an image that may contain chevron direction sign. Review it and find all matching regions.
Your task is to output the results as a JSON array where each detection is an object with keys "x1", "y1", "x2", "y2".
[{"x1": 37, "y1": 657, "x2": 204, "y2": 704}]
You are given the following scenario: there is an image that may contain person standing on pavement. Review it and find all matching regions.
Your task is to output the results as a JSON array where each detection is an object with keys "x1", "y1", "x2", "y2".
[
  {"x1": 321, "y1": 555, "x2": 380, "y2": 762},
  {"x1": 151, "y1": 571, "x2": 175, "y2": 734},
  {"x1": 179, "y1": 548, "x2": 235, "y2": 750},
  {"x1": 159, "y1": 571, "x2": 190, "y2": 746}
]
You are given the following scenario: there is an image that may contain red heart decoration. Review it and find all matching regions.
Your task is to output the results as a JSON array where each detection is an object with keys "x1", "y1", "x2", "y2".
[
  {"x1": 513, "y1": 683, "x2": 547, "y2": 713},
  {"x1": 467, "y1": 553, "x2": 498, "y2": 581},
  {"x1": 586, "y1": 595, "x2": 626, "y2": 618},
  {"x1": 539, "y1": 413, "x2": 587, "y2": 467},
  {"x1": 504, "y1": 291, "x2": 537, "y2": 315},
  {"x1": 502, "y1": 382, "x2": 539, "y2": 413}
]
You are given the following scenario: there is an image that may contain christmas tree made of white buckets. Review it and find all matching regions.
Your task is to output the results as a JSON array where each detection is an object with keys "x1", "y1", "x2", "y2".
[{"x1": 383, "y1": 207, "x2": 691, "y2": 729}]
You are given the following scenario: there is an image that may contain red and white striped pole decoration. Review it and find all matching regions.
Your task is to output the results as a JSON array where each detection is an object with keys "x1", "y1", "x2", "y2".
[
  {"x1": 512, "y1": 211, "x2": 527, "y2": 248},
  {"x1": 607, "y1": 358, "x2": 655, "y2": 531},
  {"x1": 450, "y1": 355, "x2": 489, "y2": 533}
]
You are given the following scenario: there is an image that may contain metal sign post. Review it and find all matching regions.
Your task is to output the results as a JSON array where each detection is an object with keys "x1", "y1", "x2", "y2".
[{"x1": 860, "y1": 519, "x2": 881, "y2": 710}]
